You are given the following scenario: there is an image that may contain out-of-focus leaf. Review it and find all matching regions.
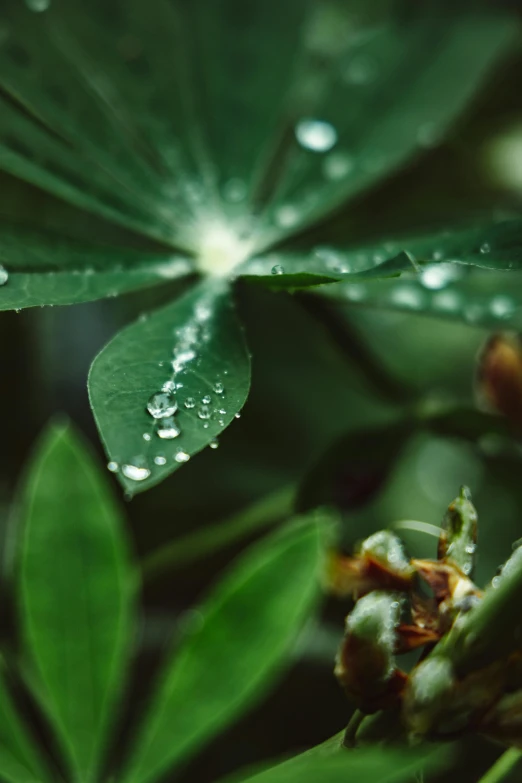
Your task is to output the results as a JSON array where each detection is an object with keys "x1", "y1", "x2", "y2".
[
  {"x1": 18, "y1": 423, "x2": 134, "y2": 783},
  {"x1": 312, "y1": 219, "x2": 522, "y2": 328},
  {"x1": 240, "y1": 252, "x2": 416, "y2": 290},
  {"x1": 0, "y1": 222, "x2": 193, "y2": 309},
  {"x1": 0, "y1": 1, "x2": 515, "y2": 256},
  {"x1": 297, "y1": 421, "x2": 413, "y2": 515},
  {"x1": 88, "y1": 278, "x2": 251, "y2": 494},
  {"x1": 122, "y1": 514, "x2": 325, "y2": 783},
  {"x1": 0, "y1": 676, "x2": 52, "y2": 783},
  {"x1": 219, "y1": 734, "x2": 449, "y2": 783}
]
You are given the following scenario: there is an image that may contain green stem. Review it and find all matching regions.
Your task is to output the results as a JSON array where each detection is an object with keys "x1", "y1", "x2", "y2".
[
  {"x1": 478, "y1": 749, "x2": 522, "y2": 783},
  {"x1": 142, "y1": 484, "x2": 296, "y2": 581},
  {"x1": 342, "y1": 710, "x2": 365, "y2": 748}
]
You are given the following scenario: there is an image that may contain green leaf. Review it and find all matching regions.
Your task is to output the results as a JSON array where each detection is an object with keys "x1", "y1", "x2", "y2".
[
  {"x1": 122, "y1": 514, "x2": 325, "y2": 783},
  {"x1": 220, "y1": 734, "x2": 449, "y2": 783},
  {"x1": 0, "y1": 674, "x2": 52, "y2": 783},
  {"x1": 18, "y1": 422, "x2": 135, "y2": 783},
  {"x1": 0, "y1": 221, "x2": 194, "y2": 310},
  {"x1": 88, "y1": 278, "x2": 251, "y2": 494},
  {"x1": 311, "y1": 218, "x2": 522, "y2": 328}
]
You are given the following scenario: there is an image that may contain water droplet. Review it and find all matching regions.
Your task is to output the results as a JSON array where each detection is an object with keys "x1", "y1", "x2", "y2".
[
  {"x1": 184, "y1": 397, "x2": 196, "y2": 409},
  {"x1": 203, "y1": 422, "x2": 210, "y2": 429},
  {"x1": 480, "y1": 242, "x2": 491, "y2": 254},
  {"x1": 345, "y1": 284, "x2": 366, "y2": 301},
  {"x1": 432, "y1": 290, "x2": 461, "y2": 313},
  {"x1": 26, "y1": 0, "x2": 50, "y2": 11},
  {"x1": 143, "y1": 433, "x2": 152, "y2": 441},
  {"x1": 107, "y1": 461, "x2": 119, "y2": 473},
  {"x1": 209, "y1": 438, "x2": 219, "y2": 450},
  {"x1": 275, "y1": 204, "x2": 300, "y2": 228},
  {"x1": 343, "y1": 55, "x2": 377, "y2": 85},
  {"x1": 235, "y1": 413, "x2": 241, "y2": 419},
  {"x1": 162, "y1": 380, "x2": 175, "y2": 393},
  {"x1": 202, "y1": 395, "x2": 211, "y2": 404},
  {"x1": 154, "y1": 455, "x2": 167, "y2": 466},
  {"x1": 295, "y1": 118, "x2": 337, "y2": 153},
  {"x1": 157, "y1": 417, "x2": 181, "y2": 439},
  {"x1": 462, "y1": 562, "x2": 472, "y2": 575},
  {"x1": 222, "y1": 178, "x2": 247, "y2": 203},
  {"x1": 390, "y1": 285, "x2": 424, "y2": 310},
  {"x1": 214, "y1": 382, "x2": 224, "y2": 394},
  {"x1": 122, "y1": 464, "x2": 151, "y2": 481},
  {"x1": 271, "y1": 264, "x2": 285, "y2": 276},
  {"x1": 322, "y1": 151, "x2": 354, "y2": 180},
  {"x1": 420, "y1": 263, "x2": 462, "y2": 290},
  {"x1": 147, "y1": 391, "x2": 177, "y2": 419},
  {"x1": 465, "y1": 543, "x2": 476, "y2": 554},
  {"x1": 174, "y1": 450, "x2": 190, "y2": 463},
  {"x1": 492, "y1": 575, "x2": 501, "y2": 589},
  {"x1": 490, "y1": 295, "x2": 515, "y2": 318},
  {"x1": 218, "y1": 408, "x2": 226, "y2": 415},
  {"x1": 0, "y1": 265, "x2": 8, "y2": 286},
  {"x1": 198, "y1": 404, "x2": 211, "y2": 420},
  {"x1": 417, "y1": 122, "x2": 440, "y2": 149}
]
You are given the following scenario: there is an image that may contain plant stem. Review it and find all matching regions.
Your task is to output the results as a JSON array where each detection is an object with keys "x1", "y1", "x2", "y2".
[
  {"x1": 478, "y1": 749, "x2": 522, "y2": 783},
  {"x1": 142, "y1": 484, "x2": 296, "y2": 581},
  {"x1": 342, "y1": 710, "x2": 365, "y2": 748}
]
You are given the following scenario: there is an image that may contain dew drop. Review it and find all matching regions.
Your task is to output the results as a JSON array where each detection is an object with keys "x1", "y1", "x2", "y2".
[
  {"x1": 432, "y1": 289, "x2": 461, "y2": 313},
  {"x1": 122, "y1": 464, "x2": 151, "y2": 481},
  {"x1": 147, "y1": 391, "x2": 177, "y2": 419},
  {"x1": 480, "y1": 242, "x2": 491, "y2": 254},
  {"x1": 490, "y1": 295, "x2": 515, "y2": 318},
  {"x1": 107, "y1": 461, "x2": 119, "y2": 473},
  {"x1": 322, "y1": 151, "x2": 354, "y2": 180},
  {"x1": 218, "y1": 408, "x2": 226, "y2": 415},
  {"x1": 174, "y1": 450, "x2": 190, "y2": 463},
  {"x1": 143, "y1": 433, "x2": 152, "y2": 441},
  {"x1": 198, "y1": 404, "x2": 211, "y2": 420},
  {"x1": 184, "y1": 397, "x2": 196, "y2": 409},
  {"x1": 295, "y1": 118, "x2": 337, "y2": 153},
  {"x1": 162, "y1": 380, "x2": 176, "y2": 393},
  {"x1": 492, "y1": 575, "x2": 501, "y2": 589},
  {"x1": 235, "y1": 412, "x2": 241, "y2": 419},
  {"x1": 222, "y1": 178, "x2": 247, "y2": 203},
  {"x1": 202, "y1": 395, "x2": 212, "y2": 404},
  {"x1": 209, "y1": 438, "x2": 219, "y2": 450},
  {"x1": 154, "y1": 456, "x2": 167, "y2": 466},
  {"x1": 390, "y1": 285, "x2": 424, "y2": 310},
  {"x1": 275, "y1": 204, "x2": 300, "y2": 228},
  {"x1": 345, "y1": 284, "x2": 366, "y2": 302},
  {"x1": 271, "y1": 264, "x2": 285, "y2": 275},
  {"x1": 214, "y1": 382, "x2": 224, "y2": 394},
  {"x1": 0, "y1": 265, "x2": 8, "y2": 286},
  {"x1": 465, "y1": 543, "x2": 476, "y2": 554},
  {"x1": 157, "y1": 417, "x2": 181, "y2": 439},
  {"x1": 420, "y1": 263, "x2": 462, "y2": 290},
  {"x1": 26, "y1": 0, "x2": 50, "y2": 11}
]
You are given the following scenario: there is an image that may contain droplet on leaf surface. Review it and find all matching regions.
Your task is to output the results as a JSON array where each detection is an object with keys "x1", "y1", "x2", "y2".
[
  {"x1": 146, "y1": 391, "x2": 177, "y2": 419},
  {"x1": 295, "y1": 118, "x2": 338, "y2": 152},
  {"x1": 0, "y1": 265, "x2": 8, "y2": 286},
  {"x1": 122, "y1": 464, "x2": 151, "y2": 481}
]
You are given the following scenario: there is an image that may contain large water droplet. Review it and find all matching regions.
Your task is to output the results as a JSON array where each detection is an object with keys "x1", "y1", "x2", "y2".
[
  {"x1": 157, "y1": 417, "x2": 181, "y2": 439},
  {"x1": 322, "y1": 151, "x2": 354, "y2": 180},
  {"x1": 107, "y1": 461, "x2": 119, "y2": 473},
  {"x1": 0, "y1": 265, "x2": 8, "y2": 286},
  {"x1": 122, "y1": 464, "x2": 151, "y2": 481},
  {"x1": 271, "y1": 264, "x2": 285, "y2": 276},
  {"x1": 174, "y1": 450, "x2": 190, "y2": 463},
  {"x1": 147, "y1": 391, "x2": 177, "y2": 419},
  {"x1": 209, "y1": 438, "x2": 219, "y2": 450},
  {"x1": 420, "y1": 263, "x2": 462, "y2": 290},
  {"x1": 295, "y1": 119, "x2": 337, "y2": 153}
]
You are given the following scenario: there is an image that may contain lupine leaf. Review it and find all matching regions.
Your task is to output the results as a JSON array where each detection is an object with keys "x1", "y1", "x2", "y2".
[
  {"x1": 122, "y1": 515, "x2": 324, "y2": 783},
  {"x1": 18, "y1": 423, "x2": 135, "y2": 783},
  {"x1": 88, "y1": 277, "x2": 251, "y2": 494}
]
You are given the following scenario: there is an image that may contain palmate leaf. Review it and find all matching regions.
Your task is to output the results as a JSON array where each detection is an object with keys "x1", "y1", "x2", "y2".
[
  {"x1": 221, "y1": 736, "x2": 449, "y2": 783},
  {"x1": 121, "y1": 514, "x2": 324, "y2": 783},
  {"x1": 18, "y1": 423, "x2": 135, "y2": 783},
  {"x1": 0, "y1": 221, "x2": 193, "y2": 310},
  {"x1": 88, "y1": 277, "x2": 251, "y2": 493}
]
